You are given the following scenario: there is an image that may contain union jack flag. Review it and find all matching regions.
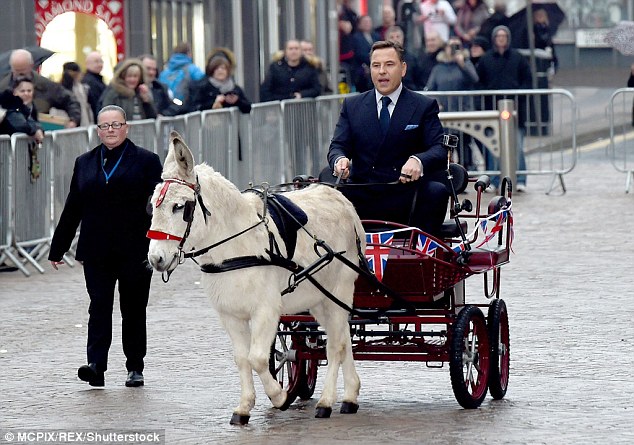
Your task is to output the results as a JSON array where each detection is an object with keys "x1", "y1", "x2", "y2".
[
  {"x1": 365, "y1": 232, "x2": 394, "y2": 282},
  {"x1": 416, "y1": 234, "x2": 440, "y2": 256},
  {"x1": 452, "y1": 241, "x2": 466, "y2": 253},
  {"x1": 476, "y1": 211, "x2": 507, "y2": 248}
]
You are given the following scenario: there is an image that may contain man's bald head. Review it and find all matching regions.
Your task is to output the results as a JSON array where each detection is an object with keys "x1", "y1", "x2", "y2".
[
  {"x1": 9, "y1": 49, "x2": 34, "y2": 79},
  {"x1": 85, "y1": 51, "x2": 104, "y2": 74}
]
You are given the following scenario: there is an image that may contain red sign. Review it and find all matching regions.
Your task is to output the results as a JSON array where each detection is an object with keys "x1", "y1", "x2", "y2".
[{"x1": 34, "y1": 0, "x2": 126, "y2": 61}]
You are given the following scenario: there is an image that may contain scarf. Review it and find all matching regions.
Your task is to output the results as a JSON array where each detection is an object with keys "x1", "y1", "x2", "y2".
[{"x1": 209, "y1": 76, "x2": 236, "y2": 94}]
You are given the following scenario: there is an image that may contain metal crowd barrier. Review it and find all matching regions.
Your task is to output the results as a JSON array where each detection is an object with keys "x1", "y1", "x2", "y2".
[
  {"x1": 1, "y1": 89, "x2": 581, "y2": 276},
  {"x1": 423, "y1": 89, "x2": 577, "y2": 193},
  {"x1": 199, "y1": 108, "x2": 239, "y2": 183},
  {"x1": 608, "y1": 88, "x2": 634, "y2": 193}
]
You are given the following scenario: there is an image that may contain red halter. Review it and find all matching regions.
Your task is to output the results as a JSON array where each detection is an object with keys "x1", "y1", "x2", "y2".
[{"x1": 146, "y1": 178, "x2": 198, "y2": 242}]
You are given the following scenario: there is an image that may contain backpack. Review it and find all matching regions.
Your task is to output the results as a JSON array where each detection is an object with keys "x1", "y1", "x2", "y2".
[{"x1": 161, "y1": 67, "x2": 191, "y2": 103}]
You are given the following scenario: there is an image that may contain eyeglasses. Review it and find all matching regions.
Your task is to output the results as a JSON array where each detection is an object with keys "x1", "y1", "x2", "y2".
[{"x1": 97, "y1": 122, "x2": 127, "y2": 130}]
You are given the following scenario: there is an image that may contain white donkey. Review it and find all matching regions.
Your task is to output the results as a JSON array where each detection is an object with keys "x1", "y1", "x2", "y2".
[{"x1": 147, "y1": 132, "x2": 363, "y2": 425}]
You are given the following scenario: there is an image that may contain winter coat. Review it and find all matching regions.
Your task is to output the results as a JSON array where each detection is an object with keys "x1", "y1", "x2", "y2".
[
  {"x1": 426, "y1": 49, "x2": 478, "y2": 110},
  {"x1": 187, "y1": 78, "x2": 251, "y2": 114},
  {"x1": 99, "y1": 59, "x2": 157, "y2": 121},
  {"x1": 158, "y1": 53, "x2": 205, "y2": 102},
  {"x1": 260, "y1": 57, "x2": 321, "y2": 102},
  {"x1": 0, "y1": 89, "x2": 40, "y2": 137},
  {"x1": 82, "y1": 71, "x2": 107, "y2": 119},
  {"x1": 0, "y1": 72, "x2": 81, "y2": 126}
]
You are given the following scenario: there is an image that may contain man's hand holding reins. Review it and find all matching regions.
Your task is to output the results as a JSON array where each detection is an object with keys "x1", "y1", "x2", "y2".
[
  {"x1": 334, "y1": 157, "x2": 351, "y2": 180},
  {"x1": 399, "y1": 157, "x2": 422, "y2": 183}
]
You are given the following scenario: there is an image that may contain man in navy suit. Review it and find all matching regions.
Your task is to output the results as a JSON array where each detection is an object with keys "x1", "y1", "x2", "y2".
[
  {"x1": 328, "y1": 40, "x2": 449, "y2": 235},
  {"x1": 49, "y1": 105, "x2": 163, "y2": 388}
]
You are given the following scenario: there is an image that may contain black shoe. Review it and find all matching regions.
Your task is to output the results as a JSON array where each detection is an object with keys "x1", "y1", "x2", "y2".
[
  {"x1": 78, "y1": 363, "x2": 105, "y2": 387},
  {"x1": 125, "y1": 371, "x2": 144, "y2": 387}
]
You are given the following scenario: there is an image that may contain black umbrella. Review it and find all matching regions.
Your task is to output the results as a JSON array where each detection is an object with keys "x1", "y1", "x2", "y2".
[
  {"x1": 508, "y1": 3, "x2": 565, "y2": 49},
  {"x1": 0, "y1": 46, "x2": 55, "y2": 78}
]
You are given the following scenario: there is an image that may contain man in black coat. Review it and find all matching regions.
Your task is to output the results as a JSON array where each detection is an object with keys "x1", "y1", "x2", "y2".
[
  {"x1": 49, "y1": 105, "x2": 163, "y2": 388},
  {"x1": 81, "y1": 51, "x2": 107, "y2": 122},
  {"x1": 259, "y1": 39, "x2": 321, "y2": 102},
  {"x1": 328, "y1": 40, "x2": 449, "y2": 235},
  {"x1": 140, "y1": 54, "x2": 178, "y2": 116}
]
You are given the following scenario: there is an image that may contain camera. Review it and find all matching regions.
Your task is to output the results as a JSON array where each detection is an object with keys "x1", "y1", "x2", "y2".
[{"x1": 450, "y1": 43, "x2": 461, "y2": 54}]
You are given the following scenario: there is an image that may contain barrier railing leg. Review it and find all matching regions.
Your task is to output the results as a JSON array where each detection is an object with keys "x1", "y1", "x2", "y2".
[
  {"x1": 626, "y1": 170, "x2": 633, "y2": 194},
  {"x1": 2, "y1": 248, "x2": 31, "y2": 276},
  {"x1": 545, "y1": 172, "x2": 566, "y2": 195},
  {"x1": 498, "y1": 99, "x2": 517, "y2": 188}
]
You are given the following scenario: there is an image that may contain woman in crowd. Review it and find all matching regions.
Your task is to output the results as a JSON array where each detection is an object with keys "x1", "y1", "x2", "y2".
[
  {"x1": 61, "y1": 62, "x2": 94, "y2": 126},
  {"x1": 187, "y1": 48, "x2": 251, "y2": 114},
  {"x1": 99, "y1": 59, "x2": 157, "y2": 121},
  {"x1": 454, "y1": 0, "x2": 490, "y2": 47}
]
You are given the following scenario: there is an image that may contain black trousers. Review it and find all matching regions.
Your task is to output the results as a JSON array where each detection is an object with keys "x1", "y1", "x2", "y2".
[
  {"x1": 82, "y1": 256, "x2": 152, "y2": 372},
  {"x1": 339, "y1": 178, "x2": 449, "y2": 236}
]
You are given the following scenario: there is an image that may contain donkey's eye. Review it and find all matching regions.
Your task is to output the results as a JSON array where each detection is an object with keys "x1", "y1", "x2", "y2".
[{"x1": 173, "y1": 203, "x2": 185, "y2": 213}]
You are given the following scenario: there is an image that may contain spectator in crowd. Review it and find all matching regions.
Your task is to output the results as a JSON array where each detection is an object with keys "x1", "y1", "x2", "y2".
[
  {"x1": 139, "y1": 54, "x2": 177, "y2": 116},
  {"x1": 99, "y1": 59, "x2": 157, "y2": 121},
  {"x1": 0, "y1": 77, "x2": 43, "y2": 142},
  {"x1": 61, "y1": 62, "x2": 94, "y2": 127},
  {"x1": 352, "y1": 15, "x2": 381, "y2": 92},
  {"x1": 454, "y1": 0, "x2": 490, "y2": 47},
  {"x1": 476, "y1": 25, "x2": 531, "y2": 191},
  {"x1": 328, "y1": 40, "x2": 449, "y2": 235},
  {"x1": 82, "y1": 51, "x2": 107, "y2": 121},
  {"x1": 188, "y1": 48, "x2": 251, "y2": 114},
  {"x1": 419, "y1": 30, "x2": 445, "y2": 87},
  {"x1": 477, "y1": 0, "x2": 509, "y2": 46},
  {"x1": 158, "y1": 42, "x2": 205, "y2": 108},
  {"x1": 374, "y1": 5, "x2": 397, "y2": 40},
  {"x1": 532, "y1": 8, "x2": 559, "y2": 73},
  {"x1": 426, "y1": 36, "x2": 478, "y2": 111},
  {"x1": 386, "y1": 25, "x2": 425, "y2": 91},
  {"x1": 300, "y1": 40, "x2": 333, "y2": 94},
  {"x1": 338, "y1": 0, "x2": 359, "y2": 91},
  {"x1": 49, "y1": 105, "x2": 163, "y2": 388},
  {"x1": 469, "y1": 35, "x2": 490, "y2": 67},
  {"x1": 417, "y1": 0, "x2": 457, "y2": 43},
  {"x1": 0, "y1": 49, "x2": 81, "y2": 128},
  {"x1": 260, "y1": 39, "x2": 321, "y2": 102}
]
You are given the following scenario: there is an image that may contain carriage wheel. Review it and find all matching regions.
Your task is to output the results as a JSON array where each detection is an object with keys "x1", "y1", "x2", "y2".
[
  {"x1": 269, "y1": 327, "x2": 303, "y2": 410},
  {"x1": 449, "y1": 305, "x2": 491, "y2": 409},
  {"x1": 297, "y1": 356, "x2": 318, "y2": 400},
  {"x1": 487, "y1": 299, "x2": 510, "y2": 400}
]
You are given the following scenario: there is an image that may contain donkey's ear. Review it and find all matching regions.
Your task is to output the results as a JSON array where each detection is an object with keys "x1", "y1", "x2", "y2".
[{"x1": 163, "y1": 131, "x2": 195, "y2": 180}]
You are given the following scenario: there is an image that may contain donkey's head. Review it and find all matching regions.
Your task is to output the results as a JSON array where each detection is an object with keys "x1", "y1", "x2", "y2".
[{"x1": 147, "y1": 131, "x2": 206, "y2": 275}]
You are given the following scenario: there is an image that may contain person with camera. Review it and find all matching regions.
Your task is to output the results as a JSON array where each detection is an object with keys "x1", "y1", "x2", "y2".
[
  {"x1": 425, "y1": 37, "x2": 478, "y2": 111},
  {"x1": 187, "y1": 49, "x2": 251, "y2": 114},
  {"x1": 417, "y1": 0, "x2": 457, "y2": 43}
]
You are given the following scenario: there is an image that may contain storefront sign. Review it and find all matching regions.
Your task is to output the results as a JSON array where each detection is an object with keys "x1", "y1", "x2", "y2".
[
  {"x1": 575, "y1": 29, "x2": 611, "y2": 48},
  {"x1": 34, "y1": 0, "x2": 126, "y2": 60}
]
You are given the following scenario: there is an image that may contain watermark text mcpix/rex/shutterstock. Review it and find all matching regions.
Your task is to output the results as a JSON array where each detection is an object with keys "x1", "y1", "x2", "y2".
[{"x1": 1, "y1": 430, "x2": 165, "y2": 444}]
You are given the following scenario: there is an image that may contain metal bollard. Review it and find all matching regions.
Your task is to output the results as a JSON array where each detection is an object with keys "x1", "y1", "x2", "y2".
[{"x1": 498, "y1": 99, "x2": 517, "y2": 189}]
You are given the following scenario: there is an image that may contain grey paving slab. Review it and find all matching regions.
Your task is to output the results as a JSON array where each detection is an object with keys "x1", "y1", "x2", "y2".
[{"x1": 1, "y1": 145, "x2": 634, "y2": 445}]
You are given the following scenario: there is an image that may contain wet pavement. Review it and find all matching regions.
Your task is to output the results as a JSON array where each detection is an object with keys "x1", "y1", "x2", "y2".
[{"x1": 1, "y1": 142, "x2": 634, "y2": 445}]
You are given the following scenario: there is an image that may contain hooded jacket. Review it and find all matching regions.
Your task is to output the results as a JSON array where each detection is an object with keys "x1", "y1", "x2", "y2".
[
  {"x1": 158, "y1": 53, "x2": 205, "y2": 101},
  {"x1": 99, "y1": 59, "x2": 157, "y2": 120}
]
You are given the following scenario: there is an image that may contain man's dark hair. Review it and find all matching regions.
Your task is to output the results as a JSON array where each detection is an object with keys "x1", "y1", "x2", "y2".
[{"x1": 370, "y1": 40, "x2": 405, "y2": 62}]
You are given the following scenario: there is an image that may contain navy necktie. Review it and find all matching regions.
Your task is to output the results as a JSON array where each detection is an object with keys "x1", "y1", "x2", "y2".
[{"x1": 380, "y1": 96, "x2": 391, "y2": 135}]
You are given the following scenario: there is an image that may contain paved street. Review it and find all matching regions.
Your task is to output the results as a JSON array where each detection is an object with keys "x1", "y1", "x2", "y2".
[{"x1": 1, "y1": 141, "x2": 634, "y2": 444}]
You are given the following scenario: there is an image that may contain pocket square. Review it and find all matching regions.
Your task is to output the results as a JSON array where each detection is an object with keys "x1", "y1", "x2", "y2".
[{"x1": 404, "y1": 124, "x2": 419, "y2": 130}]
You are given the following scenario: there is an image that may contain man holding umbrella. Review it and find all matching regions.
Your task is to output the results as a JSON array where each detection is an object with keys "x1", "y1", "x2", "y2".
[{"x1": 0, "y1": 49, "x2": 81, "y2": 128}]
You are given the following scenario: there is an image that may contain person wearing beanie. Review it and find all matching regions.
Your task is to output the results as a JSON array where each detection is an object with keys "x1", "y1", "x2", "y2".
[
  {"x1": 470, "y1": 35, "x2": 490, "y2": 67},
  {"x1": 475, "y1": 25, "x2": 531, "y2": 190}
]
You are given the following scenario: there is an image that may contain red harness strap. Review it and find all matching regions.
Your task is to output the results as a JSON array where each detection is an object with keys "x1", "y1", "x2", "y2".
[
  {"x1": 147, "y1": 178, "x2": 198, "y2": 242},
  {"x1": 146, "y1": 229, "x2": 183, "y2": 241}
]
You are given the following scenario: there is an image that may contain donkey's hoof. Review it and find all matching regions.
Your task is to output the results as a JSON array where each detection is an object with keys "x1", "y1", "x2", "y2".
[
  {"x1": 230, "y1": 413, "x2": 250, "y2": 425},
  {"x1": 340, "y1": 402, "x2": 359, "y2": 414},
  {"x1": 315, "y1": 407, "x2": 332, "y2": 418}
]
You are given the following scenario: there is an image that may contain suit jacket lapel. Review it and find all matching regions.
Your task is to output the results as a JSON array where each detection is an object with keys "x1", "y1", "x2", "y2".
[{"x1": 388, "y1": 88, "x2": 417, "y2": 138}]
